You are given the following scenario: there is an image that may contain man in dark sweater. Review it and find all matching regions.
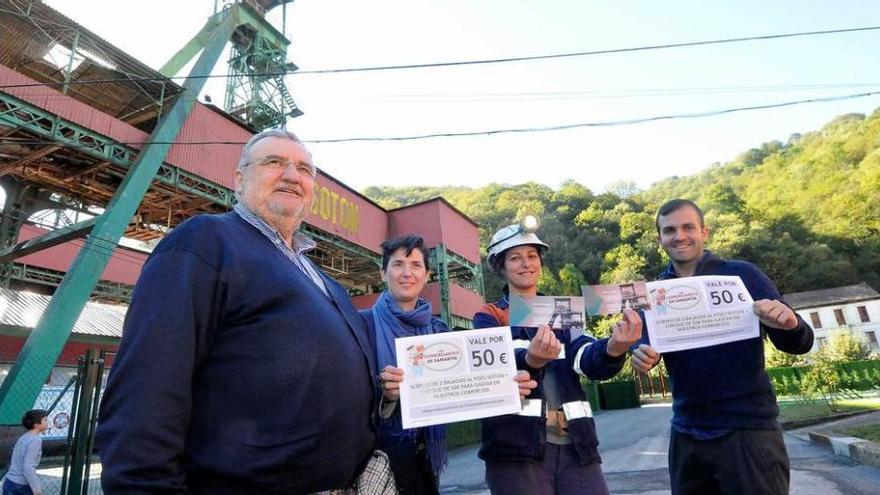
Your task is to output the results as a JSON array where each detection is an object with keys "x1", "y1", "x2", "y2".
[
  {"x1": 631, "y1": 199, "x2": 814, "y2": 495},
  {"x1": 96, "y1": 130, "x2": 379, "y2": 494}
]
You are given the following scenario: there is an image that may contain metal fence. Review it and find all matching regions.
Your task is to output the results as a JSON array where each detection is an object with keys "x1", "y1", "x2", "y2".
[
  {"x1": 1, "y1": 349, "x2": 106, "y2": 495},
  {"x1": 632, "y1": 362, "x2": 669, "y2": 399}
]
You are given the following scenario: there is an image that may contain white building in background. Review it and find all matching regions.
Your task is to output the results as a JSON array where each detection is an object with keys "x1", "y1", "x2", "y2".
[{"x1": 784, "y1": 283, "x2": 880, "y2": 353}]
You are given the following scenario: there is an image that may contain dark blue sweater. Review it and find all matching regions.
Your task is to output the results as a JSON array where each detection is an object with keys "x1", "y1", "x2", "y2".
[
  {"x1": 651, "y1": 252, "x2": 814, "y2": 431},
  {"x1": 96, "y1": 212, "x2": 377, "y2": 494}
]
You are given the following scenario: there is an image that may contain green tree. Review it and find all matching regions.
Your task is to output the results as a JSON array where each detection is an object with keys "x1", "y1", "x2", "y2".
[
  {"x1": 701, "y1": 184, "x2": 744, "y2": 214},
  {"x1": 363, "y1": 107, "x2": 880, "y2": 299},
  {"x1": 704, "y1": 211, "x2": 750, "y2": 260},
  {"x1": 537, "y1": 269, "x2": 561, "y2": 295},
  {"x1": 604, "y1": 180, "x2": 640, "y2": 199},
  {"x1": 600, "y1": 244, "x2": 648, "y2": 284},
  {"x1": 555, "y1": 180, "x2": 594, "y2": 214},
  {"x1": 800, "y1": 348, "x2": 840, "y2": 409},
  {"x1": 764, "y1": 339, "x2": 806, "y2": 368},
  {"x1": 558, "y1": 263, "x2": 586, "y2": 296},
  {"x1": 823, "y1": 332, "x2": 871, "y2": 363},
  {"x1": 588, "y1": 315, "x2": 615, "y2": 339},
  {"x1": 618, "y1": 211, "x2": 657, "y2": 257}
]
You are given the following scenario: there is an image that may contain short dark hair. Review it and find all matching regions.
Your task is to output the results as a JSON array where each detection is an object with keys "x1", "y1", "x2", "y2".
[
  {"x1": 22, "y1": 409, "x2": 48, "y2": 430},
  {"x1": 381, "y1": 235, "x2": 431, "y2": 271},
  {"x1": 489, "y1": 246, "x2": 544, "y2": 277},
  {"x1": 655, "y1": 199, "x2": 705, "y2": 234}
]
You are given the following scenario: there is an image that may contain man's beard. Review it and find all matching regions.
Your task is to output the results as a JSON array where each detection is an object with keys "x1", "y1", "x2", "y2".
[{"x1": 267, "y1": 200, "x2": 306, "y2": 224}]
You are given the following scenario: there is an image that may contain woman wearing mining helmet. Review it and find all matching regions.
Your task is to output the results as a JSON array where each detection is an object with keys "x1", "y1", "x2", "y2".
[{"x1": 475, "y1": 217, "x2": 642, "y2": 495}]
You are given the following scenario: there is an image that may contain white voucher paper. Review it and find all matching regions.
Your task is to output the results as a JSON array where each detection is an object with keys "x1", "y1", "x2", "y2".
[
  {"x1": 644, "y1": 275, "x2": 760, "y2": 353},
  {"x1": 396, "y1": 326, "x2": 521, "y2": 429}
]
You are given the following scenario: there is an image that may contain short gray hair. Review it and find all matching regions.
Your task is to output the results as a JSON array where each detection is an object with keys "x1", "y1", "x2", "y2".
[{"x1": 237, "y1": 129, "x2": 305, "y2": 169}]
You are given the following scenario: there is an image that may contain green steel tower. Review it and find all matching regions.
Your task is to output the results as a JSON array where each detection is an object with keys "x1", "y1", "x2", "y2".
[
  {"x1": 159, "y1": 0, "x2": 303, "y2": 131},
  {"x1": 223, "y1": 0, "x2": 303, "y2": 129}
]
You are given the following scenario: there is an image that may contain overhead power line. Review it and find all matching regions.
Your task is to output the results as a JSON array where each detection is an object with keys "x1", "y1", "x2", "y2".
[
  {"x1": 9, "y1": 82, "x2": 880, "y2": 103},
  {"x1": 360, "y1": 83, "x2": 880, "y2": 103},
  {"x1": 306, "y1": 90, "x2": 880, "y2": 142},
  {"x1": 292, "y1": 25, "x2": 880, "y2": 75},
  {"x1": 0, "y1": 25, "x2": 878, "y2": 90},
  {"x1": 2, "y1": 90, "x2": 879, "y2": 146}
]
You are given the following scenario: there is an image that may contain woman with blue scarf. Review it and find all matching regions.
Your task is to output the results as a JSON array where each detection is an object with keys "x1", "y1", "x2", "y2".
[{"x1": 362, "y1": 235, "x2": 450, "y2": 495}]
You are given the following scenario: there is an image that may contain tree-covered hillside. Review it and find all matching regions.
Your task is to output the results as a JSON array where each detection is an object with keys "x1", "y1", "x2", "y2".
[{"x1": 363, "y1": 108, "x2": 880, "y2": 300}]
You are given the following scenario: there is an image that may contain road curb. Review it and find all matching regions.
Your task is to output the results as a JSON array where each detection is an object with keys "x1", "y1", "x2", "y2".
[
  {"x1": 780, "y1": 409, "x2": 877, "y2": 430},
  {"x1": 808, "y1": 431, "x2": 880, "y2": 468}
]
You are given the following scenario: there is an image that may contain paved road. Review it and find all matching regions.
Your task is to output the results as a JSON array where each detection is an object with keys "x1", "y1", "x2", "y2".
[
  {"x1": 7, "y1": 462, "x2": 102, "y2": 495},
  {"x1": 440, "y1": 404, "x2": 880, "y2": 494},
  {"x1": 21, "y1": 407, "x2": 880, "y2": 494}
]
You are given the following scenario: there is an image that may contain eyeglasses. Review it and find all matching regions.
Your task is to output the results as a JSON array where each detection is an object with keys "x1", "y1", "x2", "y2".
[{"x1": 246, "y1": 155, "x2": 316, "y2": 178}]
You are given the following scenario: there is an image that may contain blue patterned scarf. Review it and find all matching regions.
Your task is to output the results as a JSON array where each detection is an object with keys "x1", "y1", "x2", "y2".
[{"x1": 373, "y1": 291, "x2": 448, "y2": 476}]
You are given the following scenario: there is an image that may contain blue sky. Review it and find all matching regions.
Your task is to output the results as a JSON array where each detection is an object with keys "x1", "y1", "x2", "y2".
[{"x1": 46, "y1": 1, "x2": 880, "y2": 192}]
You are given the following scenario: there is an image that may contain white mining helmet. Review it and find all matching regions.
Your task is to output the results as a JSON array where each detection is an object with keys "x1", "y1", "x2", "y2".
[{"x1": 486, "y1": 215, "x2": 549, "y2": 263}]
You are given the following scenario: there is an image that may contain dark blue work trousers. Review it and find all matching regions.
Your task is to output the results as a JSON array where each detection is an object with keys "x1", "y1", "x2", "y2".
[{"x1": 484, "y1": 443, "x2": 609, "y2": 495}]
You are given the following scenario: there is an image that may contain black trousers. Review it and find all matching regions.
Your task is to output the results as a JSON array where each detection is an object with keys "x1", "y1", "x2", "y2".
[
  {"x1": 382, "y1": 441, "x2": 439, "y2": 495},
  {"x1": 669, "y1": 427, "x2": 790, "y2": 495}
]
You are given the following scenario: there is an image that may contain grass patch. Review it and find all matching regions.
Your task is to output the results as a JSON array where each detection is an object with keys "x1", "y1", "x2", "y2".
[
  {"x1": 639, "y1": 396, "x2": 673, "y2": 405},
  {"x1": 835, "y1": 423, "x2": 880, "y2": 443},
  {"x1": 778, "y1": 397, "x2": 880, "y2": 422},
  {"x1": 446, "y1": 420, "x2": 481, "y2": 450}
]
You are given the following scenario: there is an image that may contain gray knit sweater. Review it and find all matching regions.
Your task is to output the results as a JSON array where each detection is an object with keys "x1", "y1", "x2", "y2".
[{"x1": 6, "y1": 431, "x2": 42, "y2": 491}]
